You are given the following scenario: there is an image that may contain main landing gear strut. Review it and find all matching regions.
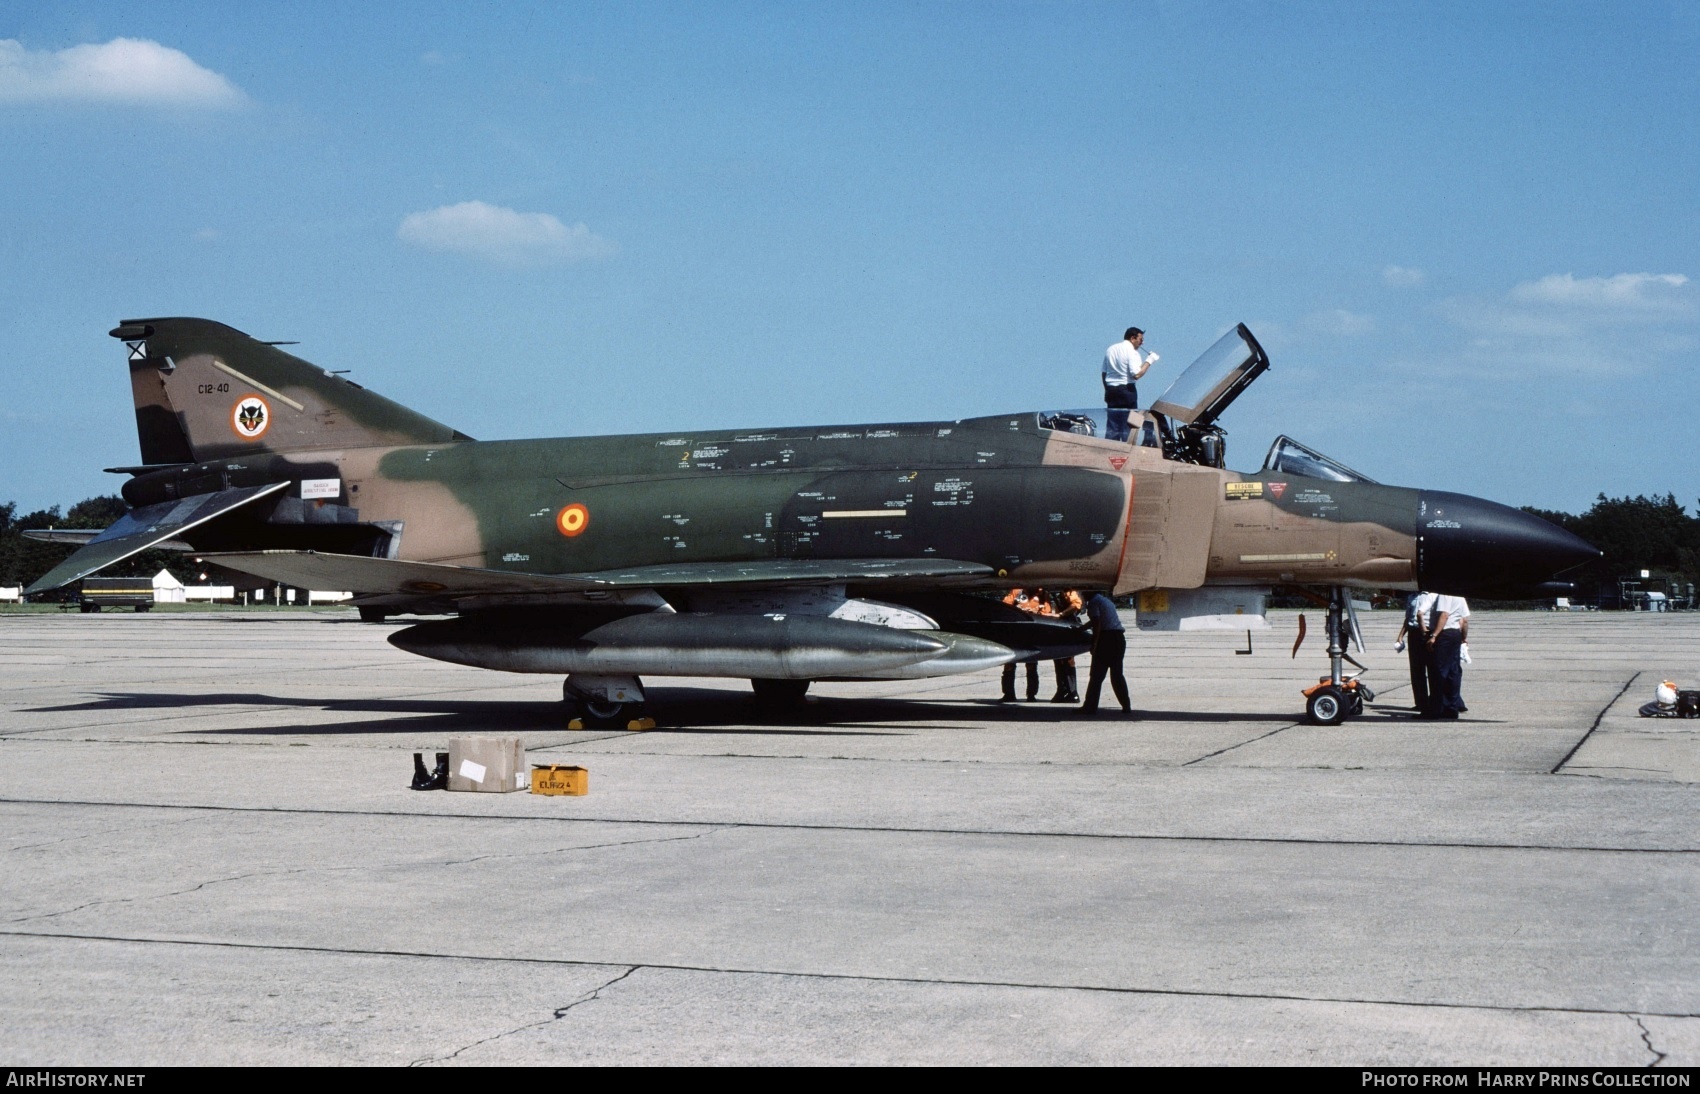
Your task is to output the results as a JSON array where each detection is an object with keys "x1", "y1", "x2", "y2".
[{"x1": 1301, "y1": 586, "x2": 1375, "y2": 726}]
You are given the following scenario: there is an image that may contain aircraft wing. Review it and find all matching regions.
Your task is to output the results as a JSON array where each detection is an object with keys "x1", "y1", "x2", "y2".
[
  {"x1": 198, "y1": 551, "x2": 994, "y2": 599},
  {"x1": 25, "y1": 482, "x2": 290, "y2": 594},
  {"x1": 22, "y1": 528, "x2": 193, "y2": 550},
  {"x1": 199, "y1": 551, "x2": 605, "y2": 596},
  {"x1": 579, "y1": 558, "x2": 994, "y2": 587}
]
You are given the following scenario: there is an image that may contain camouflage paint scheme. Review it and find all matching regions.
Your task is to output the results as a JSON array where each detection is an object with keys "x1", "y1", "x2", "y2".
[{"x1": 28, "y1": 318, "x2": 1595, "y2": 703}]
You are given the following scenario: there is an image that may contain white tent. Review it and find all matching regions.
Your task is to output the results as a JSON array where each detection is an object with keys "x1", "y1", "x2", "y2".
[{"x1": 152, "y1": 569, "x2": 186, "y2": 604}]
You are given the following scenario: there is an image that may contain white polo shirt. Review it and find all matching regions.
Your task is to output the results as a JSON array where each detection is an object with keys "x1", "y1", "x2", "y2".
[
  {"x1": 1431, "y1": 595, "x2": 1469, "y2": 631},
  {"x1": 1103, "y1": 340, "x2": 1145, "y2": 386}
]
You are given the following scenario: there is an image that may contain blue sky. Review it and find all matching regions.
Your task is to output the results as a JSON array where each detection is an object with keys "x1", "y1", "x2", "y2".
[{"x1": 2, "y1": 1, "x2": 1696, "y2": 516}]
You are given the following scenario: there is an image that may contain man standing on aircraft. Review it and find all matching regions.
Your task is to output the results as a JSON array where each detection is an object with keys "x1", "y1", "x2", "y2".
[
  {"x1": 1425, "y1": 594, "x2": 1470, "y2": 718},
  {"x1": 1078, "y1": 591, "x2": 1132, "y2": 716},
  {"x1": 1102, "y1": 327, "x2": 1156, "y2": 442}
]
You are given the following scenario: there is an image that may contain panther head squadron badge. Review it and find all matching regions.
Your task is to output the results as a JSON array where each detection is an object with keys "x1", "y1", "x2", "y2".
[{"x1": 232, "y1": 395, "x2": 270, "y2": 440}]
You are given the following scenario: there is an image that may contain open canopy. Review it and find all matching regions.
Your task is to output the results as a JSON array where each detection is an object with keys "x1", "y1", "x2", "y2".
[{"x1": 1150, "y1": 323, "x2": 1269, "y2": 429}]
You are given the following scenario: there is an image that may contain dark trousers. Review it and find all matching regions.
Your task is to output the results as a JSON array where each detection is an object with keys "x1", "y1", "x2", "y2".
[
  {"x1": 1432, "y1": 630, "x2": 1465, "y2": 713},
  {"x1": 1104, "y1": 383, "x2": 1137, "y2": 442},
  {"x1": 1002, "y1": 661, "x2": 1039, "y2": 699},
  {"x1": 1081, "y1": 630, "x2": 1130, "y2": 712},
  {"x1": 1423, "y1": 642, "x2": 1445, "y2": 714},
  {"x1": 1053, "y1": 658, "x2": 1078, "y2": 699},
  {"x1": 1406, "y1": 634, "x2": 1431, "y2": 711}
]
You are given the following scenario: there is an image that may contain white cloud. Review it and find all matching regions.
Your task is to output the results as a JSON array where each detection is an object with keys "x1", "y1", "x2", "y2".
[
  {"x1": 398, "y1": 201, "x2": 617, "y2": 265},
  {"x1": 1508, "y1": 272, "x2": 1691, "y2": 315},
  {"x1": 1437, "y1": 271, "x2": 1696, "y2": 376},
  {"x1": 0, "y1": 38, "x2": 244, "y2": 107},
  {"x1": 1382, "y1": 265, "x2": 1425, "y2": 287},
  {"x1": 1305, "y1": 309, "x2": 1376, "y2": 337}
]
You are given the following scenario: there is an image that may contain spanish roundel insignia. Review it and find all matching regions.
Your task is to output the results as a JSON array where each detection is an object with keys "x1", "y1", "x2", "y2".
[
  {"x1": 556, "y1": 503, "x2": 590, "y2": 537},
  {"x1": 232, "y1": 395, "x2": 271, "y2": 440}
]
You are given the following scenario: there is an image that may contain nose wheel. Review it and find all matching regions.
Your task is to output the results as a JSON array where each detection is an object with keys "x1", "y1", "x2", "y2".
[
  {"x1": 1304, "y1": 681, "x2": 1368, "y2": 726},
  {"x1": 1306, "y1": 686, "x2": 1346, "y2": 726}
]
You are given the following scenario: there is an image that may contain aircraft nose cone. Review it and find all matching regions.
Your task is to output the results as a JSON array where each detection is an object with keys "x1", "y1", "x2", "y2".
[{"x1": 1417, "y1": 490, "x2": 1600, "y2": 599}]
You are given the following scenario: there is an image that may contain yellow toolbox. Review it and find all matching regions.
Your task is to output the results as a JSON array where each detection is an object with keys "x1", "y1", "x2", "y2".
[{"x1": 531, "y1": 765, "x2": 588, "y2": 796}]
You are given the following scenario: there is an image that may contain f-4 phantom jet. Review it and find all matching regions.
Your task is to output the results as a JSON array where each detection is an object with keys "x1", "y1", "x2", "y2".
[{"x1": 28, "y1": 318, "x2": 1596, "y2": 725}]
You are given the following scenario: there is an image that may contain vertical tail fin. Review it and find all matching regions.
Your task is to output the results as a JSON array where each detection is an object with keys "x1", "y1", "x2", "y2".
[{"x1": 113, "y1": 317, "x2": 471, "y2": 463}]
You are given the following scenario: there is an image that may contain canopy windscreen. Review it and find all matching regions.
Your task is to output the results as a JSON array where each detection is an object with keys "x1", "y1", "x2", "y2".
[{"x1": 1150, "y1": 324, "x2": 1267, "y2": 427}]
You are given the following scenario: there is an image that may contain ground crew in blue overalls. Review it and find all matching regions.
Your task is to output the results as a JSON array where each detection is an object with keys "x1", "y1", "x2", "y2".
[{"x1": 1078, "y1": 591, "x2": 1132, "y2": 716}]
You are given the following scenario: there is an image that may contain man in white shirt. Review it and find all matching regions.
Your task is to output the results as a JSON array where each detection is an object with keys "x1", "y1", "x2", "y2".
[
  {"x1": 1425, "y1": 594, "x2": 1470, "y2": 718},
  {"x1": 1395, "y1": 590, "x2": 1437, "y2": 713},
  {"x1": 1102, "y1": 327, "x2": 1154, "y2": 442}
]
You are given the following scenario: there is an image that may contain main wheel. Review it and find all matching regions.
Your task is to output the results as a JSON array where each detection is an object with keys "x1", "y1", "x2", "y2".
[
  {"x1": 751, "y1": 678, "x2": 811, "y2": 707},
  {"x1": 1307, "y1": 686, "x2": 1346, "y2": 726},
  {"x1": 585, "y1": 699, "x2": 647, "y2": 727},
  {"x1": 564, "y1": 685, "x2": 648, "y2": 728},
  {"x1": 358, "y1": 606, "x2": 388, "y2": 623}
]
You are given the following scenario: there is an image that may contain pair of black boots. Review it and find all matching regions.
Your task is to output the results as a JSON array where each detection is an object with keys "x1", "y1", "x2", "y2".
[
  {"x1": 1001, "y1": 662, "x2": 1080, "y2": 703},
  {"x1": 1052, "y1": 661, "x2": 1080, "y2": 704},
  {"x1": 410, "y1": 752, "x2": 449, "y2": 791}
]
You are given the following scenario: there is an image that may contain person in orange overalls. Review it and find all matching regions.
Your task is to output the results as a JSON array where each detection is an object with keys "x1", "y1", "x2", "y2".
[
  {"x1": 1050, "y1": 589, "x2": 1084, "y2": 703},
  {"x1": 999, "y1": 587, "x2": 1053, "y2": 701}
]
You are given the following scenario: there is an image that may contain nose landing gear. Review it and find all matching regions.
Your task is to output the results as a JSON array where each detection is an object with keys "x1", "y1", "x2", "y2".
[{"x1": 1300, "y1": 586, "x2": 1375, "y2": 726}]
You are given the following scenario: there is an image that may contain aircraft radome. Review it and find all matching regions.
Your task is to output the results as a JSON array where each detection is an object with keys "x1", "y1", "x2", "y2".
[{"x1": 26, "y1": 318, "x2": 1598, "y2": 727}]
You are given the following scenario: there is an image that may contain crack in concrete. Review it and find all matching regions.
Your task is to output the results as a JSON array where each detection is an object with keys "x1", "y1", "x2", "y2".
[
  {"x1": 5, "y1": 870, "x2": 277, "y2": 926},
  {"x1": 1181, "y1": 723, "x2": 1298, "y2": 766},
  {"x1": 5, "y1": 812, "x2": 203, "y2": 854},
  {"x1": 3, "y1": 797, "x2": 1698, "y2": 854},
  {"x1": 408, "y1": 966, "x2": 640, "y2": 1066},
  {"x1": 4, "y1": 826, "x2": 738, "y2": 925},
  {"x1": 1551, "y1": 673, "x2": 1641, "y2": 775},
  {"x1": 428, "y1": 825, "x2": 736, "y2": 870},
  {"x1": 9, "y1": 925, "x2": 1700, "y2": 1022},
  {"x1": 1632, "y1": 1015, "x2": 1667, "y2": 1067}
]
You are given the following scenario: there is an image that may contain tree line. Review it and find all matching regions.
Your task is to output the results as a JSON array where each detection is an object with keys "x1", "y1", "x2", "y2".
[
  {"x1": 1522, "y1": 494, "x2": 1700, "y2": 602},
  {"x1": 5, "y1": 491, "x2": 1698, "y2": 603},
  {"x1": 0, "y1": 496, "x2": 180, "y2": 594}
]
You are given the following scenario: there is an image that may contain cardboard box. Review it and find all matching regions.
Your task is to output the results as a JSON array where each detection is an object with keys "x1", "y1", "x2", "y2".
[
  {"x1": 447, "y1": 737, "x2": 527, "y2": 793},
  {"x1": 531, "y1": 765, "x2": 589, "y2": 796}
]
